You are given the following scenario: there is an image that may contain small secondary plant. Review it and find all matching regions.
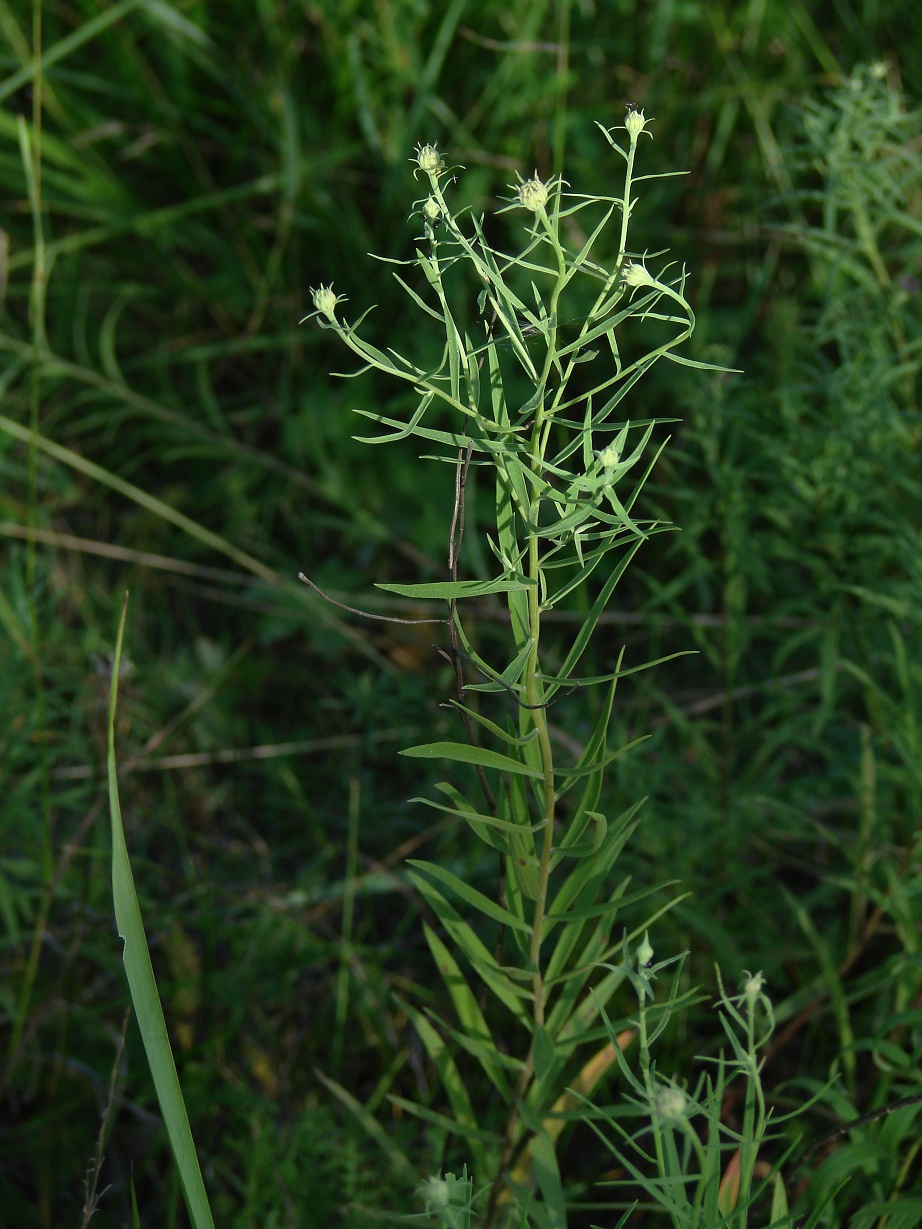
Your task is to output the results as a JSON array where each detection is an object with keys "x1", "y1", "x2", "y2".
[{"x1": 303, "y1": 109, "x2": 793, "y2": 1226}]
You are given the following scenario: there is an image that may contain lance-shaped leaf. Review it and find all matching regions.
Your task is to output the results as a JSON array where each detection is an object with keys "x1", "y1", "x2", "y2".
[
  {"x1": 394, "y1": 998, "x2": 492, "y2": 1178},
  {"x1": 107, "y1": 596, "x2": 216, "y2": 1229},
  {"x1": 317, "y1": 1071, "x2": 416, "y2": 1183},
  {"x1": 407, "y1": 872, "x2": 533, "y2": 1026},
  {"x1": 423, "y1": 924, "x2": 513, "y2": 1101},
  {"x1": 375, "y1": 575, "x2": 532, "y2": 600},
  {"x1": 401, "y1": 741, "x2": 544, "y2": 778},
  {"x1": 407, "y1": 859, "x2": 533, "y2": 935}
]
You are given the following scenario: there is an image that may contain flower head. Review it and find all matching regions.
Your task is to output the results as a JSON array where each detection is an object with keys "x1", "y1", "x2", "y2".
[
  {"x1": 622, "y1": 261, "x2": 656, "y2": 289},
  {"x1": 742, "y1": 970, "x2": 767, "y2": 1013},
  {"x1": 625, "y1": 105, "x2": 650, "y2": 139},
  {"x1": 514, "y1": 172, "x2": 550, "y2": 213},
  {"x1": 413, "y1": 142, "x2": 446, "y2": 177},
  {"x1": 310, "y1": 283, "x2": 341, "y2": 322},
  {"x1": 653, "y1": 1084, "x2": 688, "y2": 1123},
  {"x1": 417, "y1": 1175, "x2": 451, "y2": 1212},
  {"x1": 598, "y1": 443, "x2": 621, "y2": 470},
  {"x1": 417, "y1": 1171, "x2": 472, "y2": 1218}
]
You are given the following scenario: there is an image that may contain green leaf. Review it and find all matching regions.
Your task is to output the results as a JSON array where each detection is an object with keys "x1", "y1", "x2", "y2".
[
  {"x1": 531, "y1": 1128, "x2": 567, "y2": 1229},
  {"x1": 407, "y1": 859, "x2": 532, "y2": 934},
  {"x1": 448, "y1": 701, "x2": 539, "y2": 746},
  {"x1": 517, "y1": 1105, "x2": 568, "y2": 1229},
  {"x1": 386, "y1": 1095, "x2": 499, "y2": 1145},
  {"x1": 662, "y1": 349, "x2": 743, "y2": 372},
  {"x1": 423, "y1": 925, "x2": 513, "y2": 1100},
  {"x1": 375, "y1": 576, "x2": 531, "y2": 599},
  {"x1": 533, "y1": 1025, "x2": 557, "y2": 1083},
  {"x1": 107, "y1": 595, "x2": 216, "y2": 1229},
  {"x1": 418, "y1": 782, "x2": 544, "y2": 835},
  {"x1": 392, "y1": 270, "x2": 445, "y2": 321},
  {"x1": 545, "y1": 538, "x2": 644, "y2": 697},
  {"x1": 553, "y1": 734, "x2": 650, "y2": 794},
  {"x1": 397, "y1": 999, "x2": 490, "y2": 1176},
  {"x1": 503, "y1": 774, "x2": 540, "y2": 900},
  {"x1": 401, "y1": 741, "x2": 544, "y2": 777},
  {"x1": 407, "y1": 873, "x2": 533, "y2": 1025},
  {"x1": 316, "y1": 1071, "x2": 416, "y2": 1182},
  {"x1": 551, "y1": 810, "x2": 607, "y2": 858},
  {"x1": 0, "y1": 414, "x2": 275, "y2": 583}
]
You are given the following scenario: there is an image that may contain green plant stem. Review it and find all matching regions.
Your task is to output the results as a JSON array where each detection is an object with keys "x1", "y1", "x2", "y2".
[{"x1": 523, "y1": 530, "x2": 555, "y2": 1030}]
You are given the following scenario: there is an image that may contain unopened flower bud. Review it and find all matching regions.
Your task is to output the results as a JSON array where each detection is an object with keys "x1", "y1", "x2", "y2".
[
  {"x1": 743, "y1": 971, "x2": 766, "y2": 1011},
  {"x1": 637, "y1": 934, "x2": 654, "y2": 969},
  {"x1": 598, "y1": 444, "x2": 620, "y2": 470},
  {"x1": 414, "y1": 142, "x2": 445, "y2": 176},
  {"x1": 622, "y1": 262, "x2": 655, "y2": 289},
  {"x1": 311, "y1": 284, "x2": 339, "y2": 321},
  {"x1": 625, "y1": 107, "x2": 649, "y2": 138},
  {"x1": 515, "y1": 173, "x2": 549, "y2": 213},
  {"x1": 422, "y1": 196, "x2": 441, "y2": 222}
]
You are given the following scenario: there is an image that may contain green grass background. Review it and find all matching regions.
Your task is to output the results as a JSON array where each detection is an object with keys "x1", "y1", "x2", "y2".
[{"x1": 1, "y1": 1, "x2": 920, "y2": 1225}]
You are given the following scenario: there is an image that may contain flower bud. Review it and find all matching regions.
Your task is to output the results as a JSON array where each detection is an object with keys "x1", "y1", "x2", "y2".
[
  {"x1": 418, "y1": 1175, "x2": 451, "y2": 1211},
  {"x1": 414, "y1": 142, "x2": 445, "y2": 176},
  {"x1": 653, "y1": 1085, "x2": 688, "y2": 1122},
  {"x1": 515, "y1": 172, "x2": 550, "y2": 213},
  {"x1": 743, "y1": 970, "x2": 766, "y2": 1012},
  {"x1": 637, "y1": 933, "x2": 654, "y2": 969},
  {"x1": 311, "y1": 283, "x2": 340, "y2": 321},
  {"x1": 598, "y1": 444, "x2": 620, "y2": 470},
  {"x1": 625, "y1": 106, "x2": 649, "y2": 138},
  {"x1": 422, "y1": 196, "x2": 441, "y2": 223},
  {"x1": 622, "y1": 262, "x2": 655, "y2": 289}
]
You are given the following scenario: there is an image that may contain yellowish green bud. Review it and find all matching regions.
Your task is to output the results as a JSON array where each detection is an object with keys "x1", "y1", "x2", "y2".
[
  {"x1": 622, "y1": 262, "x2": 656, "y2": 289},
  {"x1": 637, "y1": 933, "x2": 654, "y2": 968},
  {"x1": 414, "y1": 142, "x2": 445, "y2": 176},
  {"x1": 311, "y1": 283, "x2": 340, "y2": 321},
  {"x1": 625, "y1": 106, "x2": 649, "y2": 138},
  {"x1": 743, "y1": 970, "x2": 766, "y2": 1011},
  {"x1": 515, "y1": 172, "x2": 550, "y2": 213},
  {"x1": 422, "y1": 196, "x2": 441, "y2": 222},
  {"x1": 598, "y1": 444, "x2": 620, "y2": 470}
]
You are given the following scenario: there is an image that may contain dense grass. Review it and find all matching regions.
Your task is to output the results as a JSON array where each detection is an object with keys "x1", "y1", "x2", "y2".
[{"x1": 1, "y1": 2, "x2": 920, "y2": 1226}]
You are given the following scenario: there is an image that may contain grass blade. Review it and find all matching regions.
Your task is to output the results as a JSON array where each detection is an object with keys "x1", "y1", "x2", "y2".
[{"x1": 107, "y1": 593, "x2": 216, "y2": 1229}]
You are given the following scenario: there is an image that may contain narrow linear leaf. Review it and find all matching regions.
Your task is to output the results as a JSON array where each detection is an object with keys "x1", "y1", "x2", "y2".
[
  {"x1": 376, "y1": 576, "x2": 531, "y2": 599},
  {"x1": 107, "y1": 594, "x2": 216, "y2": 1229},
  {"x1": 316, "y1": 1070, "x2": 416, "y2": 1182},
  {"x1": 423, "y1": 925, "x2": 513, "y2": 1099},
  {"x1": 401, "y1": 741, "x2": 544, "y2": 777},
  {"x1": 407, "y1": 873, "x2": 533, "y2": 1024},
  {"x1": 415, "y1": 786, "x2": 544, "y2": 836},
  {"x1": 386, "y1": 1095, "x2": 500, "y2": 1145},
  {"x1": 0, "y1": 413, "x2": 275, "y2": 582},
  {"x1": 398, "y1": 999, "x2": 488, "y2": 1176},
  {"x1": 408, "y1": 860, "x2": 532, "y2": 934}
]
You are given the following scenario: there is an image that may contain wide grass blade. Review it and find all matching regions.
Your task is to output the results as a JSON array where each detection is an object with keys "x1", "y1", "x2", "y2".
[{"x1": 107, "y1": 593, "x2": 216, "y2": 1229}]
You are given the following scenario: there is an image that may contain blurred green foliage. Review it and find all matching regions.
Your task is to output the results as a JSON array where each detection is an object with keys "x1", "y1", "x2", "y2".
[{"x1": 1, "y1": 2, "x2": 920, "y2": 1225}]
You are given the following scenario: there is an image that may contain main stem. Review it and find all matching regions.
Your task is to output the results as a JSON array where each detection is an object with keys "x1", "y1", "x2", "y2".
[
  {"x1": 523, "y1": 528, "x2": 556, "y2": 1032},
  {"x1": 523, "y1": 203, "x2": 570, "y2": 1037}
]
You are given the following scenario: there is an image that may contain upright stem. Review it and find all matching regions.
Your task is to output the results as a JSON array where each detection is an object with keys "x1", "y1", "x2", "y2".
[
  {"x1": 523, "y1": 212, "x2": 568, "y2": 1031},
  {"x1": 523, "y1": 529, "x2": 556, "y2": 1030}
]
